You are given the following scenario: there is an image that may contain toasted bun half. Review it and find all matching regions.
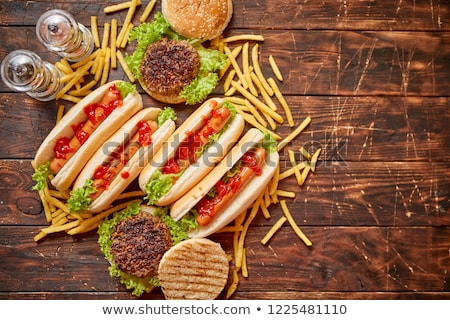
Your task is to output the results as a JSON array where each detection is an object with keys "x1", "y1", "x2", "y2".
[
  {"x1": 73, "y1": 108, "x2": 176, "y2": 213},
  {"x1": 158, "y1": 238, "x2": 229, "y2": 300},
  {"x1": 34, "y1": 81, "x2": 143, "y2": 191},
  {"x1": 170, "y1": 128, "x2": 279, "y2": 238},
  {"x1": 161, "y1": 0, "x2": 233, "y2": 40},
  {"x1": 139, "y1": 97, "x2": 244, "y2": 206}
]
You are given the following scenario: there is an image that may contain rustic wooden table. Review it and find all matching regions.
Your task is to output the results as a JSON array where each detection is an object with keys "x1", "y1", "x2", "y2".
[{"x1": 0, "y1": 0, "x2": 449, "y2": 300}]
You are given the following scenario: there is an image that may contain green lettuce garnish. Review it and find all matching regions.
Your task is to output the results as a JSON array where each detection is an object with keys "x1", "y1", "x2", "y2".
[
  {"x1": 262, "y1": 131, "x2": 277, "y2": 153},
  {"x1": 180, "y1": 47, "x2": 227, "y2": 105},
  {"x1": 116, "y1": 81, "x2": 136, "y2": 99},
  {"x1": 157, "y1": 107, "x2": 177, "y2": 127},
  {"x1": 143, "y1": 170, "x2": 182, "y2": 205},
  {"x1": 67, "y1": 179, "x2": 96, "y2": 213},
  {"x1": 97, "y1": 202, "x2": 197, "y2": 296},
  {"x1": 32, "y1": 161, "x2": 52, "y2": 191}
]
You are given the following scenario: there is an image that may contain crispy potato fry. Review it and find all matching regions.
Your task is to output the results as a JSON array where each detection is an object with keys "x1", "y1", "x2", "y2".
[
  {"x1": 231, "y1": 80, "x2": 283, "y2": 124},
  {"x1": 269, "y1": 162, "x2": 280, "y2": 196},
  {"x1": 110, "y1": 19, "x2": 118, "y2": 69},
  {"x1": 223, "y1": 69, "x2": 236, "y2": 93},
  {"x1": 56, "y1": 61, "x2": 93, "y2": 100},
  {"x1": 268, "y1": 78, "x2": 294, "y2": 127},
  {"x1": 224, "y1": 46, "x2": 248, "y2": 89},
  {"x1": 90, "y1": 16, "x2": 101, "y2": 48},
  {"x1": 117, "y1": 50, "x2": 135, "y2": 82},
  {"x1": 139, "y1": 0, "x2": 156, "y2": 23},
  {"x1": 242, "y1": 42, "x2": 258, "y2": 96},
  {"x1": 251, "y1": 43, "x2": 274, "y2": 96},
  {"x1": 225, "y1": 269, "x2": 239, "y2": 299},
  {"x1": 280, "y1": 200, "x2": 312, "y2": 246},
  {"x1": 101, "y1": 22, "x2": 111, "y2": 50},
  {"x1": 116, "y1": 0, "x2": 139, "y2": 46},
  {"x1": 104, "y1": 0, "x2": 141, "y2": 13},
  {"x1": 277, "y1": 116, "x2": 311, "y2": 151},
  {"x1": 310, "y1": 148, "x2": 322, "y2": 173},
  {"x1": 68, "y1": 80, "x2": 97, "y2": 97},
  {"x1": 276, "y1": 190, "x2": 296, "y2": 198},
  {"x1": 56, "y1": 105, "x2": 65, "y2": 124},
  {"x1": 223, "y1": 34, "x2": 265, "y2": 43},
  {"x1": 120, "y1": 23, "x2": 134, "y2": 48},
  {"x1": 250, "y1": 72, "x2": 277, "y2": 111},
  {"x1": 41, "y1": 219, "x2": 80, "y2": 234},
  {"x1": 101, "y1": 47, "x2": 111, "y2": 85},
  {"x1": 279, "y1": 162, "x2": 307, "y2": 181},
  {"x1": 269, "y1": 54, "x2": 283, "y2": 81},
  {"x1": 288, "y1": 149, "x2": 302, "y2": 185},
  {"x1": 220, "y1": 45, "x2": 242, "y2": 79},
  {"x1": 59, "y1": 94, "x2": 82, "y2": 104},
  {"x1": 261, "y1": 216, "x2": 287, "y2": 245}
]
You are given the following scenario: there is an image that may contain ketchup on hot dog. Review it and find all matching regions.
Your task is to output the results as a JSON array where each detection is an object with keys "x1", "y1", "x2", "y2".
[{"x1": 196, "y1": 147, "x2": 267, "y2": 226}]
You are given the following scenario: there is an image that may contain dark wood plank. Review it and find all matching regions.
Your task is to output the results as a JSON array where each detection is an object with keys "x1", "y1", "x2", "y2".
[
  {"x1": 0, "y1": 226, "x2": 448, "y2": 297},
  {"x1": 1, "y1": 29, "x2": 450, "y2": 97},
  {"x1": 1, "y1": 0, "x2": 449, "y2": 31},
  {"x1": 1, "y1": 159, "x2": 448, "y2": 228}
]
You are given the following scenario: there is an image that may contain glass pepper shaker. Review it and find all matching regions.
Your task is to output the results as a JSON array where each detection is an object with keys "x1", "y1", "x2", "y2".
[
  {"x1": 0, "y1": 49, "x2": 63, "y2": 101},
  {"x1": 36, "y1": 9, "x2": 94, "y2": 62}
]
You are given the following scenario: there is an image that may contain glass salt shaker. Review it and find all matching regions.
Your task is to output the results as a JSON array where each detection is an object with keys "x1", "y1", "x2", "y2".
[
  {"x1": 36, "y1": 9, "x2": 94, "y2": 62},
  {"x1": 0, "y1": 49, "x2": 63, "y2": 101}
]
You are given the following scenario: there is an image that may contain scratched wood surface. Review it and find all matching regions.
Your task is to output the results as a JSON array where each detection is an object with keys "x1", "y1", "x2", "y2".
[{"x1": 0, "y1": 0, "x2": 449, "y2": 300}]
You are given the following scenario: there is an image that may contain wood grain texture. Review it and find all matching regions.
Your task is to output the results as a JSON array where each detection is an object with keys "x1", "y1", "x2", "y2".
[{"x1": 0, "y1": 0, "x2": 448, "y2": 300}]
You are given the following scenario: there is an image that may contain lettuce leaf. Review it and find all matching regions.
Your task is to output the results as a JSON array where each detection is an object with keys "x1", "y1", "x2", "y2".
[
  {"x1": 180, "y1": 47, "x2": 228, "y2": 105},
  {"x1": 157, "y1": 107, "x2": 177, "y2": 127},
  {"x1": 116, "y1": 81, "x2": 136, "y2": 99},
  {"x1": 31, "y1": 161, "x2": 52, "y2": 191},
  {"x1": 143, "y1": 170, "x2": 181, "y2": 205},
  {"x1": 262, "y1": 131, "x2": 277, "y2": 153},
  {"x1": 67, "y1": 179, "x2": 96, "y2": 213}
]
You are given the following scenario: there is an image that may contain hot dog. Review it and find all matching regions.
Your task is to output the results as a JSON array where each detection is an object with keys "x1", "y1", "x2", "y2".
[
  {"x1": 33, "y1": 81, "x2": 143, "y2": 191},
  {"x1": 68, "y1": 108, "x2": 177, "y2": 213},
  {"x1": 170, "y1": 128, "x2": 279, "y2": 238},
  {"x1": 138, "y1": 97, "x2": 244, "y2": 206}
]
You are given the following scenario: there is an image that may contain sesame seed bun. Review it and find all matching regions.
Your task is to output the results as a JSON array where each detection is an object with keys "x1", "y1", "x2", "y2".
[{"x1": 161, "y1": 0, "x2": 233, "y2": 40}]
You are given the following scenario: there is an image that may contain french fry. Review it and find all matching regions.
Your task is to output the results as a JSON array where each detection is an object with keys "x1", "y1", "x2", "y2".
[
  {"x1": 236, "y1": 197, "x2": 261, "y2": 269},
  {"x1": 261, "y1": 216, "x2": 287, "y2": 245},
  {"x1": 33, "y1": 231, "x2": 47, "y2": 242},
  {"x1": 55, "y1": 61, "x2": 73, "y2": 75},
  {"x1": 223, "y1": 69, "x2": 236, "y2": 92},
  {"x1": 269, "y1": 54, "x2": 283, "y2": 81},
  {"x1": 71, "y1": 49, "x2": 100, "y2": 69},
  {"x1": 41, "y1": 219, "x2": 80, "y2": 234},
  {"x1": 225, "y1": 269, "x2": 239, "y2": 299},
  {"x1": 67, "y1": 200, "x2": 141, "y2": 235},
  {"x1": 104, "y1": 0, "x2": 141, "y2": 13},
  {"x1": 241, "y1": 248, "x2": 248, "y2": 278},
  {"x1": 120, "y1": 23, "x2": 134, "y2": 48},
  {"x1": 116, "y1": 190, "x2": 146, "y2": 200},
  {"x1": 94, "y1": 51, "x2": 105, "y2": 81},
  {"x1": 223, "y1": 34, "x2": 265, "y2": 43},
  {"x1": 251, "y1": 43, "x2": 274, "y2": 96},
  {"x1": 310, "y1": 148, "x2": 322, "y2": 172},
  {"x1": 242, "y1": 42, "x2": 258, "y2": 96},
  {"x1": 279, "y1": 162, "x2": 307, "y2": 181},
  {"x1": 101, "y1": 22, "x2": 111, "y2": 50},
  {"x1": 68, "y1": 80, "x2": 97, "y2": 97},
  {"x1": 277, "y1": 116, "x2": 311, "y2": 151},
  {"x1": 101, "y1": 47, "x2": 111, "y2": 85},
  {"x1": 276, "y1": 190, "x2": 296, "y2": 198},
  {"x1": 288, "y1": 149, "x2": 302, "y2": 185},
  {"x1": 56, "y1": 61, "x2": 94, "y2": 100},
  {"x1": 280, "y1": 200, "x2": 312, "y2": 246},
  {"x1": 90, "y1": 16, "x2": 101, "y2": 48},
  {"x1": 299, "y1": 146, "x2": 312, "y2": 160},
  {"x1": 110, "y1": 19, "x2": 118, "y2": 69},
  {"x1": 244, "y1": 99, "x2": 267, "y2": 128},
  {"x1": 250, "y1": 72, "x2": 277, "y2": 111},
  {"x1": 269, "y1": 162, "x2": 280, "y2": 195},
  {"x1": 38, "y1": 189, "x2": 52, "y2": 223},
  {"x1": 116, "y1": 50, "x2": 135, "y2": 82},
  {"x1": 56, "y1": 105, "x2": 65, "y2": 124},
  {"x1": 220, "y1": 45, "x2": 242, "y2": 78},
  {"x1": 224, "y1": 46, "x2": 248, "y2": 89},
  {"x1": 59, "y1": 94, "x2": 82, "y2": 104},
  {"x1": 231, "y1": 80, "x2": 283, "y2": 124},
  {"x1": 116, "y1": 0, "x2": 139, "y2": 46},
  {"x1": 139, "y1": 0, "x2": 156, "y2": 22},
  {"x1": 268, "y1": 77, "x2": 294, "y2": 127}
]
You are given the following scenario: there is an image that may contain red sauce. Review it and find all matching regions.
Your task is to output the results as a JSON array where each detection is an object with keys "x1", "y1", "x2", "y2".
[
  {"x1": 121, "y1": 171, "x2": 130, "y2": 179},
  {"x1": 162, "y1": 158, "x2": 181, "y2": 174},
  {"x1": 52, "y1": 84, "x2": 123, "y2": 160},
  {"x1": 54, "y1": 137, "x2": 73, "y2": 159},
  {"x1": 93, "y1": 165, "x2": 109, "y2": 180},
  {"x1": 137, "y1": 120, "x2": 152, "y2": 146}
]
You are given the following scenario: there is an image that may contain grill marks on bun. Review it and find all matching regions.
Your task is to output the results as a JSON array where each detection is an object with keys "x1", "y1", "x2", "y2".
[
  {"x1": 158, "y1": 238, "x2": 229, "y2": 299},
  {"x1": 162, "y1": 0, "x2": 233, "y2": 40}
]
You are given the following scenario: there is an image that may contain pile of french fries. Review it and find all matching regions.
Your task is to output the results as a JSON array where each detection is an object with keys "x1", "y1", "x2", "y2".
[{"x1": 32, "y1": 0, "x2": 322, "y2": 299}]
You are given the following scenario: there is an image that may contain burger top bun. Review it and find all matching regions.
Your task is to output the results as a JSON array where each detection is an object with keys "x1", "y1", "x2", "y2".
[{"x1": 162, "y1": 0, "x2": 233, "y2": 40}]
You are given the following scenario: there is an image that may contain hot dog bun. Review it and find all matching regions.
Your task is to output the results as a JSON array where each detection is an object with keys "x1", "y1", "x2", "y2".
[
  {"x1": 138, "y1": 97, "x2": 244, "y2": 206},
  {"x1": 72, "y1": 108, "x2": 176, "y2": 213},
  {"x1": 170, "y1": 128, "x2": 279, "y2": 238},
  {"x1": 34, "y1": 81, "x2": 143, "y2": 191}
]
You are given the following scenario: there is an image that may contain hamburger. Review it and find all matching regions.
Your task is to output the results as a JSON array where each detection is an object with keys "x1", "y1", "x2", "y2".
[
  {"x1": 161, "y1": 0, "x2": 233, "y2": 40},
  {"x1": 125, "y1": 12, "x2": 228, "y2": 105}
]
